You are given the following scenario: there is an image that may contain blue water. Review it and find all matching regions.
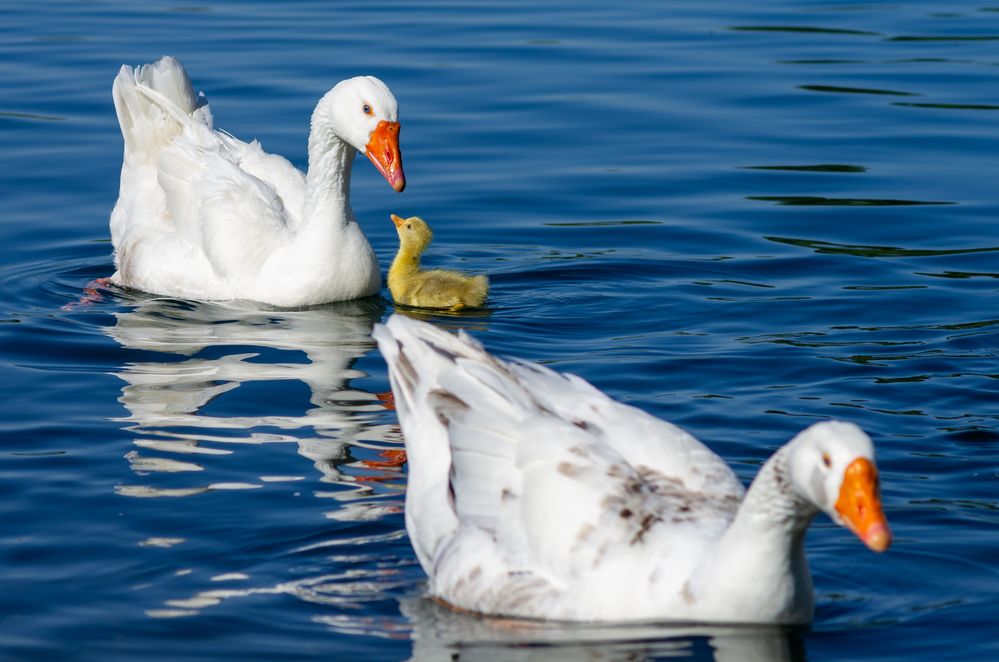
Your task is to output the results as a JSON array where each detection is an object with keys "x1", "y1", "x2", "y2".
[{"x1": 1, "y1": 0, "x2": 997, "y2": 659}]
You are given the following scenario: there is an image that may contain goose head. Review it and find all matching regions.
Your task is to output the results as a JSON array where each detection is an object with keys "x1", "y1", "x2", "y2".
[
  {"x1": 316, "y1": 76, "x2": 405, "y2": 192},
  {"x1": 786, "y1": 421, "x2": 891, "y2": 552},
  {"x1": 391, "y1": 214, "x2": 433, "y2": 254}
]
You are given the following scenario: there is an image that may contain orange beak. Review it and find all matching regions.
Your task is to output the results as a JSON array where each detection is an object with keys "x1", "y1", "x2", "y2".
[
  {"x1": 835, "y1": 458, "x2": 891, "y2": 553},
  {"x1": 390, "y1": 213, "x2": 406, "y2": 229},
  {"x1": 365, "y1": 120, "x2": 405, "y2": 192}
]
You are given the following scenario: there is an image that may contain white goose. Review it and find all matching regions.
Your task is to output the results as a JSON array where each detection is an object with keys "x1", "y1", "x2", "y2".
[
  {"x1": 109, "y1": 56, "x2": 404, "y2": 307},
  {"x1": 373, "y1": 315, "x2": 891, "y2": 623}
]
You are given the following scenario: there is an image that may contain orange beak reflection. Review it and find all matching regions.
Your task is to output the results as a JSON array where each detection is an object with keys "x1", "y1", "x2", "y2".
[
  {"x1": 835, "y1": 458, "x2": 891, "y2": 553},
  {"x1": 365, "y1": 120, "x2": 405, "y2": 192}
]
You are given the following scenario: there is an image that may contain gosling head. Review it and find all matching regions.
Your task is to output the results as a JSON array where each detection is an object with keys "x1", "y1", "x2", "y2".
[
  {"x1": 391, "y1": 214, "x2": 433, "y2": 254},
  {"x1": 786, "y1": 421, "x2": 891, "y2": 552}
]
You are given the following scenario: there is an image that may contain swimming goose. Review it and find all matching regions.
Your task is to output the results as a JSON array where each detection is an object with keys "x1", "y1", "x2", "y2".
[
  {"x1": 387, "y1": 214, "x2": 489, "y2": 310},
  {"x1": 373, "y1": 315, "x2": 891, "y2": 623},
  {"x1": 109, "y1": 56, "x2": 404, "y2": 307}
]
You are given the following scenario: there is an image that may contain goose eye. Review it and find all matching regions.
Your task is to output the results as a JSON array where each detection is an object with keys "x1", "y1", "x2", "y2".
[
  {"x1": 822, "y1": 453, "x2": 832, "y2": 468},
  {"x1": 406, "y1": 224, "x2": 412, "y2": 229},
  {"x1": 362, "y1": 103, "x2": 373, "y2": 116}
]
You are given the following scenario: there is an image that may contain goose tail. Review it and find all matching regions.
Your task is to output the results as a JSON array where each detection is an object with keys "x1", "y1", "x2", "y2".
[{"x1": 112, "y1": 56, "x2": 212, "y2": 164}]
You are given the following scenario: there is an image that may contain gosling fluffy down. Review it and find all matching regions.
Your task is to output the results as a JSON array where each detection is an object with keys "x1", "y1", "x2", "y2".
[{"x1": 387, "y1": 214, "x2": 488, "y2": 311}]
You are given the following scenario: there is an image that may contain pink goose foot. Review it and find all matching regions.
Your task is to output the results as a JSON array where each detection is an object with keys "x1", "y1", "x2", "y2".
[{"x1": 62, "y1": 276, "x2": 112, "y2": 310}]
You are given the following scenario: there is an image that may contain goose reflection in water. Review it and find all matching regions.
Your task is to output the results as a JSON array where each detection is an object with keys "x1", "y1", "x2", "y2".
[
  {"x1": 104, "y1": 294, "x2": 404, "y2": 495},
  {"x1": 397, "y1": 595, "x2": 807, "y2": 662}
]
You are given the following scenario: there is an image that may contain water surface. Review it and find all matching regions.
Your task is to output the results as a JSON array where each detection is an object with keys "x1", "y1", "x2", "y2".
[{"x1": 1, "y1": 0, "x2": 997, "y2": 659}]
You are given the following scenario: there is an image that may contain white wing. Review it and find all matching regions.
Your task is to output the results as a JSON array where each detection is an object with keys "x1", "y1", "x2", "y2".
[
  {"x1": 110, "y1": 56, "x2": 309, "y2": 293},
  {"x1": 156, "y1": 131, "x2": 289, "y2": 281},
  {"x1": 503, "y1": 358, "x2": 745, "y2": 500}
]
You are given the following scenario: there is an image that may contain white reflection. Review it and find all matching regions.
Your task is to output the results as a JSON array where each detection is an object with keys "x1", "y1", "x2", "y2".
[
  {"x1": 400, "y1": 595, "x2": 807, "y2": 662},
  {"x1": 104, "y1": 295, "x2": 403, "y2": 493},
  {"x1": 152, "y1": 559, "x2": 412, "y2": 621}
]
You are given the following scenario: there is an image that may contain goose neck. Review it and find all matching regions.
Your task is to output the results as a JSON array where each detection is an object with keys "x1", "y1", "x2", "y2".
[
  {"x1": 390, "y1": 245, "x2": 422, "y2": 277},
  {"x1": 305, "y1": 127, "x2": 355, "y2": 226},
  {"x1": 726, "y1": 448, "x2": 817, "y2": 554},
  {"x1": 685, "y1": 447, "x2": 818, "y2": 622}
]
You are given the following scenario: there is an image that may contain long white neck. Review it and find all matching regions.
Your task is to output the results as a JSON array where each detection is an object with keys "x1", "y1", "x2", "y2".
[
  {"x1": 254, "y1": 118, "x2": 378, "y2": 306},
  {"x1": 303, "y1": 122, "x2": 356, "y2": 233},
  {"x1": 687, "y1": 447, "x2": 818, "y2": 623}
]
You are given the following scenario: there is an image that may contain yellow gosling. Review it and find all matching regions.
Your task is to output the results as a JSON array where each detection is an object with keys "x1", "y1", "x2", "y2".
[{"x1": 387, "y1": 214, "x2": 489, "y2": 311}]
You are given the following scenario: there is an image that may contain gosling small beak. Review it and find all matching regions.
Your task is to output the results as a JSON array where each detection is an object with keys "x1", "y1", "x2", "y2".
[
  {"x1": 365, "y1": 120, "x2": 405, "y2": 192},
  {"x1": 835, "y1": 458, "x2": 892, "y2": 553},
  {"x1": 390, "y1": 213, "x2": 406, "y2": 229}
]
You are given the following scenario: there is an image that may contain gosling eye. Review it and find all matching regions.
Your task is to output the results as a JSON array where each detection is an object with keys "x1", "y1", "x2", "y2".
[
  {"x1": 406, "y1": 224, "x2": 412, "y2": 230},
  {"x1": 822, "y1": 453, "x2": 832, "y2": 469},
  {"x1": 362, "y1": 103, "x2": 373, "y2": 116}
]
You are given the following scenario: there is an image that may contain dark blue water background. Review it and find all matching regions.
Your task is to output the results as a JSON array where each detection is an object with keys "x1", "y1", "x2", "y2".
[{"x1": 1, "y1": 1, "x2": 996, "y2": 659}]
